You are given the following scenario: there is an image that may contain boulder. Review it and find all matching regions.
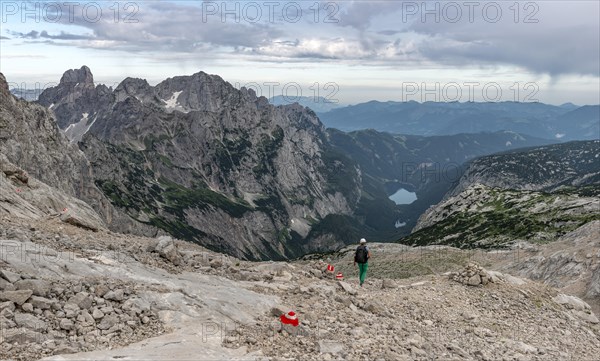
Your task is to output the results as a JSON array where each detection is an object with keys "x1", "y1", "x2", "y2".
[
  {"x1": 382, "y1": 279, "x2": 397, "y2": 289},
  {"x1": 94, "y1": 284, "x2": 110, "y2": 297},
  {"x1": 92, "y1": 309, "x2": 105, "y2": 319},
  {"x1": 0, "y1": 290, "x2": 33, "y2": 305},
  {"x1": 553, "y1": 294, "x2": 590, "y2": 311},
  {"x1": 97, "y1": 314, "x2": 119, "y2": 330},
  {"x1": 337, "y1": 281, "x2": 357, "y2": 295},
  {"x1": 104, "y1": 289, "x2": 124, "y2": 301},
  {"x1": 14, "y1": 279, "x2": 51, "y2": 297},
  {"x1": 154, "y1": 236, "x2": 182, "y2": 265},
  {"x1": 29, "y1": 296, "x2": 54, "y2": 310},
  {"x1": 0, "y1": 277, "x2": 16, "y2": 291},
  {"x1": 59, "y1": 209, "x2": 100, "y2": 232},
  {"x1": 14, "y1": 312, "x2": 47, "y2": 331},
  {"x1": 68, "y1": 292, "x2": 93, "y2": 310},
  {"x1": 0, "y1": 301, "x2": 15, "y2": 312},
  {"x1": 1, "y1": 328, "x2": 46, "y2": 344},
  {"x1": 59, "y1": 318, "x2": 75, "y2": 330},
  {"x1": 270, "y1": 307, "x2": 285, "y2": 317},
  {"x1": 0, "y1": 269, "x2": 21, "y2": 283}
]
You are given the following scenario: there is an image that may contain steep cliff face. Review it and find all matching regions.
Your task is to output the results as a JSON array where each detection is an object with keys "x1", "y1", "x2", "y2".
[
  {"x1": 38, "y1": 67, "x2": 361, "y2": 260},
  {"x1": 0, "y1": 72, "x2": 158, "y2": 236}
]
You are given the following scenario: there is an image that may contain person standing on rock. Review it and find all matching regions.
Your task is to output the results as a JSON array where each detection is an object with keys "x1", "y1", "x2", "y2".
[{"x1": 354, "y1": 238, "x2": 371, "y2": 287}]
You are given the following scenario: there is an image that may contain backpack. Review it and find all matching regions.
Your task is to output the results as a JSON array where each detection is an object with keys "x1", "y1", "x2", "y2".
[{"x1": 355, "y1": 246, "x2": 368, "y2": 264}]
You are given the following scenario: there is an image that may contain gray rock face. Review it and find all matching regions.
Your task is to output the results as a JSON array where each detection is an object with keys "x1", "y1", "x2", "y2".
[
  {"x1": 38, "y1": 67, "x2": 360, "y2": 260},
  {"x1": 0, "y1": 72, "x2": 149, "y2": 235},
  {"x1": 447, "y1": 140, "x2": 600, "y2": 197}
]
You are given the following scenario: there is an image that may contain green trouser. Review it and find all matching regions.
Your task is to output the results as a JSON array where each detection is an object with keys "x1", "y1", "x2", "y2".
[{"x1": 358, "y1": 262, "x2": 368, "y2": 285}]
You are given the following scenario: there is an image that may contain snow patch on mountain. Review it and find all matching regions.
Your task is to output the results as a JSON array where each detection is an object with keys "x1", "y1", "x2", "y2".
[
  {"x1": 162, "y1": 91, "x2": 188, "y2": 113},
  {"x1": 64, "y1": 113, "x2": 96, "y2": 143}
]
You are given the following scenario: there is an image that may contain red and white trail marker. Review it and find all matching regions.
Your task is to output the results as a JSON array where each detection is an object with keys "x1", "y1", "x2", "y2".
[
  {"x1": 327, "y1": 264, "x2": 334, "y2": 272},
  {"x1": 335, "y1": 272, "x2": 344, "y2": 280},
  {"x1": 15, "y1": 188, "x2": 22, "y2": 193},
  {"x1": 62, "y1": 208, "x2": 68, "y2": 213}
]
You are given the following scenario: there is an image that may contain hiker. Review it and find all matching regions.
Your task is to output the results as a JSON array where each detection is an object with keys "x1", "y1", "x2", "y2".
[{"x1": 354, "y1": 238, "x2": 371, "y2": 287}]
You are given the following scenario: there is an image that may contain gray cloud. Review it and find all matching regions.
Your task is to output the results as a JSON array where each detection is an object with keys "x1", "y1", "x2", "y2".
[
  {"x1": 8, "y1": 1, "x2": 599, "y2": 77},
  {"x1": 400, "y1": 2, "x2": 600, "y2": 76},
  {"x1": 0, "y1": 36, "x2": 10, "y2": 40},
  {"x1": 24, "y1": 1, "x2": 283, "y2": 53},
  {"x1": 11, "y1": 30, "x2": 93, "y2": 40}
]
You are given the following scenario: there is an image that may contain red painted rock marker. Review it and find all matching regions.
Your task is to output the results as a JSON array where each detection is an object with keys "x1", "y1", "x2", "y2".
[
  {"x1": 336, "y1": 272, "x2": 344, "y2": 280},
  {"x1": 327, "y1": 264, "x2": 334, "y2": 272},
  {"x1": 280, "y1": 311, "x2": 299, "y2": 327}
]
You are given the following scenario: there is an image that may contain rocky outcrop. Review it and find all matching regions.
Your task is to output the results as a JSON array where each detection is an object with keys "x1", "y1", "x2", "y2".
[
  {"x1": 447, "y1": 140, "x2": 600, "y2": 197},
  {"x1": 0, "y1": 154, "x2": 105, "y2": 230},
  {"x1": 500, "y1": 221, "x2": 600, "y2": 315},
  {"x1": 408, "y1": 183, "x2": 599, "y2": 248},
  {"x1": 0, "y1": 72, "x2": 155, "y2": 236}
]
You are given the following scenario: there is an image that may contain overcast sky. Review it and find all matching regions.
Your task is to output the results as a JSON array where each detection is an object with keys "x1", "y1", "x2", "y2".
[{"x1": 1, "y1": 0, "x2": 599, "y2": 105}]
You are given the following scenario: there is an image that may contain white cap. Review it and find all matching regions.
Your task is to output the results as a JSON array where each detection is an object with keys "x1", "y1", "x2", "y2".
[{"x1": 360, "y1": 238, "x2": 367, "y2": 244}]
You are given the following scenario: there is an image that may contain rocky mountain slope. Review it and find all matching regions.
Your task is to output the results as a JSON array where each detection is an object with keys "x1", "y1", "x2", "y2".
[
  {"x1": 448, "y1": 140, "x2": 600, "y2": 197},
  {"x1": 318, "y1": 100, "x2": 599, "y2": 140},
  {"x1": 401, "y1": 140, "x2": 599, "y2": 249},
  {"x1": 407, "y1": 183, "x2": 599, "y2": 247},
  {"x1": 0, "y1": 214, "x2": 598, "y2": 361},
  {"x1": 35, "y1": 67, "x2": 360, "y2": 260},
  {"x1": 0, "y1": 72, "x2": 148, "y2": 236}
]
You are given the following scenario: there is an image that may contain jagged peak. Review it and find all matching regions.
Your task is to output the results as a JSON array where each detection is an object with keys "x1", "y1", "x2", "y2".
[
  {"x1": 116, "y1": 77, "x2": 151, "y2": 90},
  {"x1": 59, "y1": 65, "x2": 94, "y2": 87}
]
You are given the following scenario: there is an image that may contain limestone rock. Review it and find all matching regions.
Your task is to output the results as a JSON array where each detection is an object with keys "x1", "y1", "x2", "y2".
[
  {"x1": 154, "y1": 236, "x2": 182, "y2": 266},
  {"x1": 0, "y1": 269, "x2": 21, "y2": 283},
  {"x1": 29, "y1": 296, "x2": 54, "y2": 310},
  {"x1": 0, "y1": 290, "x2": 33, "y2": 305},
  {"x1": 14, "y1": 312, "x2": 47, "y2": 331},
  {"x1": 14, "y1": 279, "x2": 51, "y2": 297},
  {"x1": 68, "y1": 292, "x2": 93, "y2": 310},
  {"x1": 1, "y1": 328, "x2": 47, "y2": 344},
  {"x1": 104, "y1": 289, "x2": 124, "y2": 302},
  {"x1": 337, "y1": 281, "x2": 357, "y2": 295}
]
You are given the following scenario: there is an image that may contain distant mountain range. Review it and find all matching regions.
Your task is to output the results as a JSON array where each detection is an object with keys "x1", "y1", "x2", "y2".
[
  {"x1": 318, "y1": 101, "x2": 599, "y2": 141},
  {"x1": 269, "y1": 95, "x2": 342, "y2": 113},
  {"x1": 14, "y1": 87, "x2": 598, "y2": 141}
]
